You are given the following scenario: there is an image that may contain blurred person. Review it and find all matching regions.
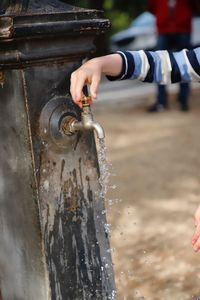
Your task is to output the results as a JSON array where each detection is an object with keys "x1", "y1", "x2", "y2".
[
  {"x1": 147, "y1": 0, "x2": 197, "y2": 112},
  {"x1": 70, "y1": 47, "x2": 200, "y2": 251}
]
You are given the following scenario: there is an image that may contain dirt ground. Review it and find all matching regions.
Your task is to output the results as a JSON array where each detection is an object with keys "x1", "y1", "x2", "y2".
[{"x1": 94, "y1": 87, "x2": 200, "y2": 300}]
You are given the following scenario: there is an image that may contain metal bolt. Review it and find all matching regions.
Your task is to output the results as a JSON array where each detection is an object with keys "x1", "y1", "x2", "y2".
[{"x1": 61, "y1": 115, "x2": 77, "y2": 136}]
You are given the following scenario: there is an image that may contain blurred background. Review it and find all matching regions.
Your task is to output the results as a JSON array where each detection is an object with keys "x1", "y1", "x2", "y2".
[
  {"x1": 67, "y1": 0, "x2": 148, "y2": 55},
  {"x1": 67, "y1": 0, "x2": 200, "y2": 55},
  {"x1": 69, "y1": 1, "x2": 200, "y2": 299}
]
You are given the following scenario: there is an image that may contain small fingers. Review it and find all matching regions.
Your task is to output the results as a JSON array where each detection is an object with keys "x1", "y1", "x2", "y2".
[
  {"x1": 70, "y1": 58, "x2": 102, "y2": 107},
  {"x1": 70, "y1": 71, "x2": 99, "y2": 107},
  {"x1": 90, "y1": 74, "x2": 101, "y2": 100},
  {"x1": 70, "y1": 70, "x2": 88, "y2": 105}
]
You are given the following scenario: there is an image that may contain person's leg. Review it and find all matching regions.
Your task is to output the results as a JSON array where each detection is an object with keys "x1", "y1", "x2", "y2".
[
  {"x1": 157, "y1": 84, "x2": 168, "y2": 108},
  {"x1": 178, "y1": 82, "x2": 190, "y2": 111},
  {"x1": 148, "y1": 35, "x2": 169, "y2": 112},
  {"x1": 176, "y1": 33, "x2": 191, "y2": 111}
]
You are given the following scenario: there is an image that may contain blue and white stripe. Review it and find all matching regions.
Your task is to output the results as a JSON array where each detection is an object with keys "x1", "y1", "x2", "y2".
[{"x1": 113, "y1": 48, "x2": 200, "y2": 84}]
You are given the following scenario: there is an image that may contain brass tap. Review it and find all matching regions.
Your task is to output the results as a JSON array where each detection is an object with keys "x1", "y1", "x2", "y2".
[
  {"x1": 61, "y1": 96, "x2": 105, "y2": 140},
  {"x1": 81, "y1": 95, "x2": 91, "y2": 107}
]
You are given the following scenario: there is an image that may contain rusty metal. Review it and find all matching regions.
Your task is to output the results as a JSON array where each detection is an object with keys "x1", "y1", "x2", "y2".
[
  {"x1": 61, "y1": 115, "x2": 77, "y2": 136},
  {"x1": 0, "y1": 1, "x2": 115, "y2": 299},
  {"x1": 0, "y1": 71, "x2": 5, "y2": 87},
  {"x1": 40, "y1": 96, "x2": 81, "y2": 152},
  {"x1": 82, "y1": 95, "x2": 92, "y2": 106},
  {"x1": 0, "y1": 16, "x2": 13, "y2": 38}
]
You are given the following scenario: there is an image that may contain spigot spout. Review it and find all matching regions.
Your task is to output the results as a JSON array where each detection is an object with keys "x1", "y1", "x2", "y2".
[
  {"x1": 91, "y1": 122, "x2": 105, "y2": 140},
  {"x1": 61, "y1": 96, "x2": 105, "y2": 139},
  {"x1": 68, "y1": 115, "x2": 105, "y2": 140}
]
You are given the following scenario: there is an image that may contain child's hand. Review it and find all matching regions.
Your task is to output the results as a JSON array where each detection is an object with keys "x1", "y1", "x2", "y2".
[
  {"x1": 70, "y1": 58, "x2": 102, "y2": 108},
  {"x1": 70, "y1": 54, "x2": 123, "y2": 107},
  {"x1": 192, "y1": 205, "x2": 200, "y2": 252}
]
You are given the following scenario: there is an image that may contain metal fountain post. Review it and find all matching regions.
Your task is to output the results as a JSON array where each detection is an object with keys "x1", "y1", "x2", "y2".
[{"x1": 0, "y1": 1, "x2": 116, "y2": 299}]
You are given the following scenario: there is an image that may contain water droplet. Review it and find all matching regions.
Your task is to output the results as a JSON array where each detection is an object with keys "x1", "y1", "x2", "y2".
[
  {"x1": 108, "y1": 290, "x2": 117, "y2": 300},
  {"x1": 108, "y1": 199, "x2": 114, "y2": 207},
  {"x1": 110, "y1": 184, "x2": 117, "y2": 189},
  {"x1": 43, "y1": 180, "x2": 49, "y2": 192},
  {"x1": 104, "y1": 223, "x2": 111, "y2": 236}
]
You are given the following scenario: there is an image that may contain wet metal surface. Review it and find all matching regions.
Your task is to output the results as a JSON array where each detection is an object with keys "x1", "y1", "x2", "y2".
[
  {"x1": 39, "y1": 143, "x2": 114, "y2": 299},
  {"x1": 0, "y1": 69, "x2": 49, "y2": 300},
  {"x1": 26, "y1": 64, "x2": 115, "y2": 298},
  {"x1": 0, "y1": 1, "x2": 114, "y2": 299}
]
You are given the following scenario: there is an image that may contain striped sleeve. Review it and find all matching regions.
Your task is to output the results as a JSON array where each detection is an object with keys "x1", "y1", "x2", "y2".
[{"x1": 107, "y1": 48, "x2": 200, "y2": 84}]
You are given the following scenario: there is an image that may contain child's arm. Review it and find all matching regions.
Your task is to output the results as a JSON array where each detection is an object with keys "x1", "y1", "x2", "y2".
[
  {"x1": 70, "y1": 48, "x2": 200, "y2": 252},
  {"x1": 70, "y1": 48, "x2": 200, "y2": 107}
]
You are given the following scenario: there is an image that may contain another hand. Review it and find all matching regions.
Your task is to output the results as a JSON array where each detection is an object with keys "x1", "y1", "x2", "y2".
[{"x1": 192, "y1": 204, "x2": 200, "y2": 252}]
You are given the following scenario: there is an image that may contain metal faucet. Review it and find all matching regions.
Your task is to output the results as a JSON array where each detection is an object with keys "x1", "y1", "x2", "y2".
[{"x1": 61, "y1": 96, "x2": 105, "y2": 139}]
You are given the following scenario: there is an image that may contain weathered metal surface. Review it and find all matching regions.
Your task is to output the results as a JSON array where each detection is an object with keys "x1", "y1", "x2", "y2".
[
  {"x1": 0, "y1": 69, "x2": 49, "y2": 300},
  {"x1": 0, "y1": 18, "x2": 109, "y2": 40},
  {"x1": 0, "y1": 36, "x2": 96, "y2": 69},
  {"x1": 0, "y1": 0, "x2": 111, "y2": 68},
  {"x1": 0, "y1": 16, "x2": 13, "y2": 38},
  {"x1": 25, "y1": 64, "x2": 116, "y2": 299},
  {"x1": 0, "y1": 1, "x2": 115, "y2": 299}
]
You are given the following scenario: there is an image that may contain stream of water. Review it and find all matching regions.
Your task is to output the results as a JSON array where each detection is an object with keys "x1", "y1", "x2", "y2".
[
  {"x1": 97, "y1": 138, "x2": 118, "y2": 300},
  {"x1": 97, "y1": 138, "x2": 112, "y2": 201}
]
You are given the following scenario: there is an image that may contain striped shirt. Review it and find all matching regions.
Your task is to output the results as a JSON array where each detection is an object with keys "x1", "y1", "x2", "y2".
[{"x1": 107, "y1": 48, "x2": 200, "y2": 84}]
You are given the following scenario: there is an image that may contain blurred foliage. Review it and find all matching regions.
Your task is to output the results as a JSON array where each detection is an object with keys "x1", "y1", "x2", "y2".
[
  {"x1": 67, "y1": 0, "x2": 147, "y2": 34},
  {"x1": 65, "y1": 0, "x2": 147, "y2": 55},
  {"x1": 104, "y1": 0, "x2": 147, "y2": 34}
]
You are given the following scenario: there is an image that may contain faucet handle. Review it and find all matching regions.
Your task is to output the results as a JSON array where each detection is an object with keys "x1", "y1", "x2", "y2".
[{"x1": 81, "y1": 96, "x2": 91, "y2": 108}]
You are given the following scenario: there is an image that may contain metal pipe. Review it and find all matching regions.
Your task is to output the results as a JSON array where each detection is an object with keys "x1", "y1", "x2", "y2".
[
  {"x1": 69, "y1": 118, "x2": 105, "y2": 139},
  {"x1": 61, "y1": 96, "x2": 105, "y2": 139}
]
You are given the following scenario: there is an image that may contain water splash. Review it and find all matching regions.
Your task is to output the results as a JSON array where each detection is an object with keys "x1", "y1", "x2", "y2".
[
  {"x1": 108, "y1": 290, "x2": 117, "y2": 300},
  {"x1": 97, "y1": 138, "x2": 112, "y2": 200},
  {"x1": 96, "y1": 138, "x2": 118, "y2": 299}
]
